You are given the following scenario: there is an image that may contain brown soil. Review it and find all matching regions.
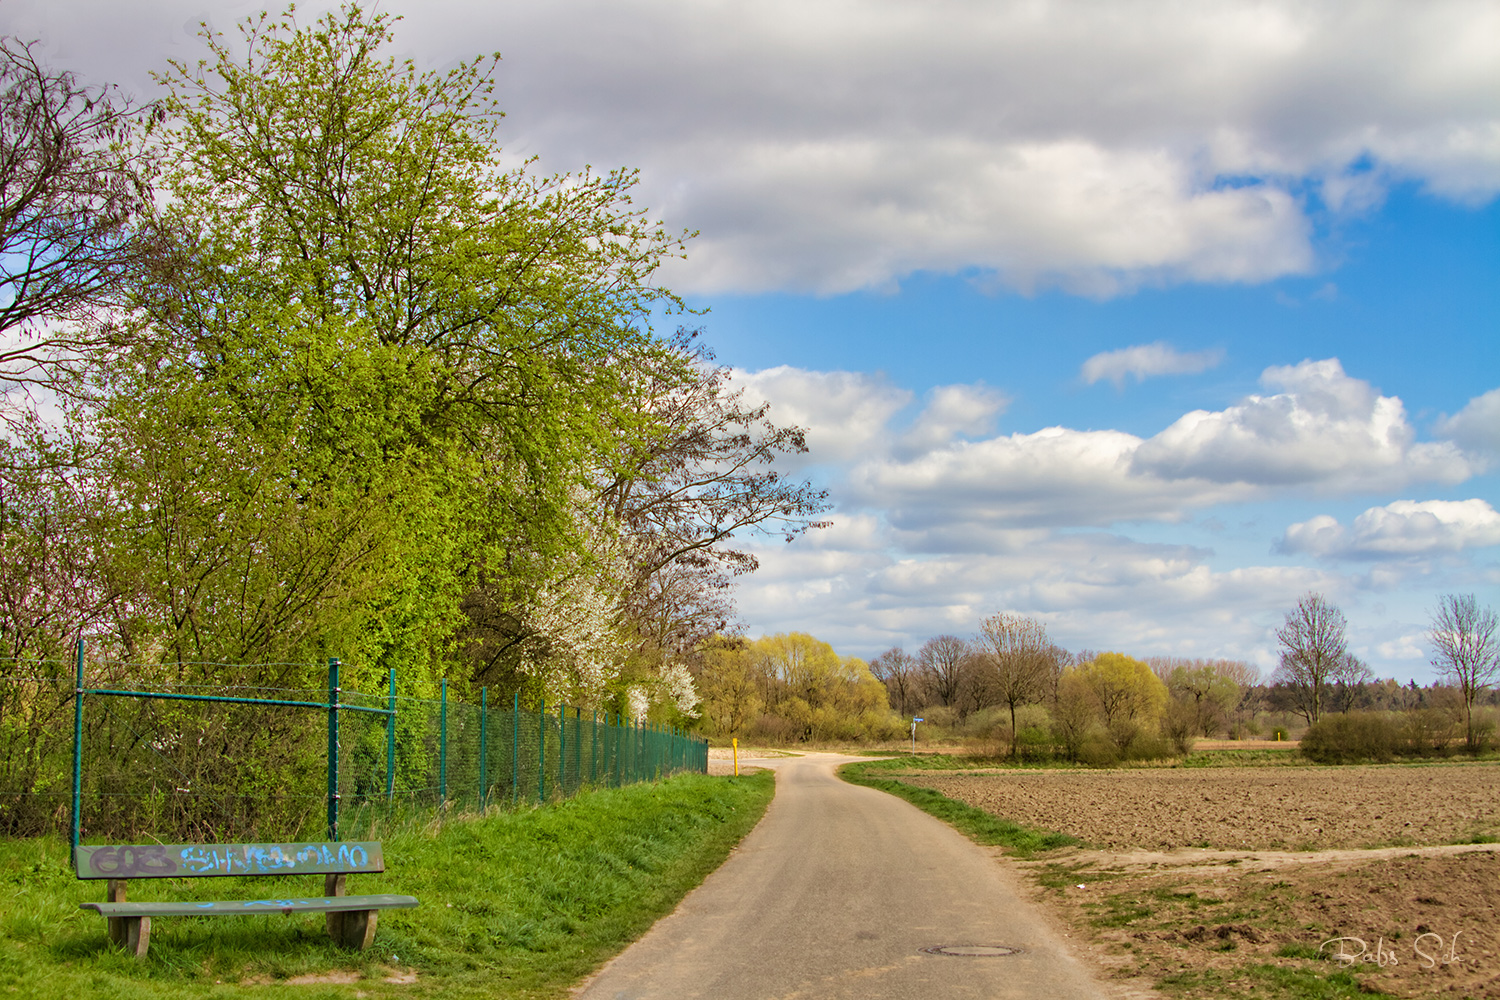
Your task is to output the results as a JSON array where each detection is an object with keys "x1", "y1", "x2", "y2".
[
  {"x1": 896, "y1": 764, "x2": 1500, "y2": 998},
  {"x1": 902, "y1": 763, "x2": 1500, "y2": 850}
]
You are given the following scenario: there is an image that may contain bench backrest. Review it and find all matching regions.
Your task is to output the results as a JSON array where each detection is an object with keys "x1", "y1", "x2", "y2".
[{"x1": 73, "y1": 841, "x2": 386, "y2": 880}]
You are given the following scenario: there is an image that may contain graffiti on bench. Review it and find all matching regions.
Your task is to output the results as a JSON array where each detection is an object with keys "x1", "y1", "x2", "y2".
[{"x1": 81, "y1": 842, "x2": 377, "y2": 879}]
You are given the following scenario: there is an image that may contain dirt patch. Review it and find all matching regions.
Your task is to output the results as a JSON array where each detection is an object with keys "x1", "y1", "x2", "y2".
[
  {"x1": 901, "y1": 763, "x2": 1500, "y2": 850},
  {"x1": 241, "y1": 966, "x2": 416, "y2": 986},
  {"x1": 706, "y1": 747, "x2": 799, "y2": 775},
  {"x1": 1019, "y1": 848, "x2": 1500, "y2": 999},
  {"x1": 894, "y1": 764, "x2": 1500, "y2": 997}
]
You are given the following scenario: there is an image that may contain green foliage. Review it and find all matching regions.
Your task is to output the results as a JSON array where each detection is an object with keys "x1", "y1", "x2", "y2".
[
  {"x1": 67, "y1": 5, "x2": 694, "y2": 694},
  {"x1": 0, "y1": 771, "x2": 774, "y2": 998},
  {"x1": 694, "y1": 632, "x2": 899, "y2": 743}
]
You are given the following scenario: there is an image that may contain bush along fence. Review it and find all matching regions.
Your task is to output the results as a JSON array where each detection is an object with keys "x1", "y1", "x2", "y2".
[{"x1": 0, "y1": 642, "x2": 707, "y2": 844}]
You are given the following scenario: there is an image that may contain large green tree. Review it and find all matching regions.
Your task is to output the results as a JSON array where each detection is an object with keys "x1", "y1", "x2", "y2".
[{"x1": 98, "y1": 5, "x2": 693, "y2": 691}]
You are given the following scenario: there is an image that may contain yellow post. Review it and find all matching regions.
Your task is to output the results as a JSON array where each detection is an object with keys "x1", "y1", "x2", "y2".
[{"x1": 732, "y1": 737, "x2": 739, "y2": 776}]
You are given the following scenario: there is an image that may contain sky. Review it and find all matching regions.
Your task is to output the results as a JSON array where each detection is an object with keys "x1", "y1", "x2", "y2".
[{"x1": 7, "y1": 0, "x2": 1497, "y2": 682}]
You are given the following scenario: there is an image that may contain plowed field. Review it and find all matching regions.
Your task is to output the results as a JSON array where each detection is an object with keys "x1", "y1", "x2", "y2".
[{"x1": 899, "y1": 763, "x2": 1500, "y2": 850}]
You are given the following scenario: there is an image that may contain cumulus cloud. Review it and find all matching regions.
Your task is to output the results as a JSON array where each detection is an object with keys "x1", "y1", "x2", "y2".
[
  {"x1": 1438, "y1": 387, "x2": 1500, "y2": 457},
  {"x1": 720, "y1": 359, "x2": 1482, "y2": 673},
  {"x1": 897, "y1": 383, "x2": 1008, "y2": 455},
  {"x1": 831, "y1": 358, "x2": 1477, "y2": 530},
  {"x1": 1132, "y1": 359, "x2": 1475, "y2": 489},
  {"x1": 733, "y1": 522, "x2": 1341, "y2": 669},
  {"x1": 847, "y1": 426, "x2": 1249, "y2": 529},
  {"x1": 1081, "y1": 341, "x2": 1225, "y2": 387},
  {"x1": 10, "y1": 0, "x2": 1498, "y2": 297},
  {"x1": 730, "y1": 367, "x2": 910, "y2": 468},
  {"x1": 1279, "y1": 499, "x2": 1500, "y2": 559}
]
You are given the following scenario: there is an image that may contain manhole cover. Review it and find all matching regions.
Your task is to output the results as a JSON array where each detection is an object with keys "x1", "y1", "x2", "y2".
[{"x1": 920, "y1": 945, "x2": 1022, "y2": 957}]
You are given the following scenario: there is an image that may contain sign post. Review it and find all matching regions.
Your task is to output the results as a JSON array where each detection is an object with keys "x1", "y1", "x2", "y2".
[{"x1": 910, "y1": 717, "x2": 923, "y2": 754}]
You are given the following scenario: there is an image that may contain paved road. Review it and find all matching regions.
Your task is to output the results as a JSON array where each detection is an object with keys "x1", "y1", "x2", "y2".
[{"x1": 574, "y1": 752, "x2": 1111, "y2": 1000}]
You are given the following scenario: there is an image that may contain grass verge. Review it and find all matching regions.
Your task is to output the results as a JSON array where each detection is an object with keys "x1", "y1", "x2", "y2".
[
  {"x1": 0, "y1": 770, "x2": 774, "y2": 999},
  {"x1": 838, "y1": 759, "x2": 1076, "y2": 858}
]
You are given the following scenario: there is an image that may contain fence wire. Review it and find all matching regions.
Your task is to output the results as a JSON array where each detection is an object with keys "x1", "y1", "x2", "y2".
[{"x1": 0, "y1": 658, "x2": 708, "y2": 843}]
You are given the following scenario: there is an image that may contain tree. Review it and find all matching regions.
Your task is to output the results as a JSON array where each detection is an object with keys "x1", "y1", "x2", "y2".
[
  {"x1": 692, "y1": 636, "x2": 762, "y2": 737},
  {"x1": 869, "y1": 647, "x2": 924, "y2": 716},
  {"x1": 1075, "y1": 652, "x2": 1167, "y2": 752},
  {"x1": 917, "y1": 635, "x2": 970, "y2": 711},
  {"x1": 1327, "y1": 652, "x2": 1373, "y2": 714},
  {"x1": 1272, "y1": 593, "x2": 1348, "y2": 725},
  {"x1": 747, "y1": 633, "x2": 889, "y2": 741},
  {"x1": 93, "y1": 6, "x2": 693, "y2": 693},
  {"x1": 1428, "y1": 593, "x2": 1500, "y2": 751},
  {"x1": 1151, "y1": 657, "x2": 1254, "y2": 736},
  {"x1": 598, "y1": 333, "x2": 829, "y2": 678},
  {"x1": 0, "y1": 38, "x2": 159, "y2": 400},
  {"x1": 977, "y1": 613, "x2": 1054, "y2": 757}
]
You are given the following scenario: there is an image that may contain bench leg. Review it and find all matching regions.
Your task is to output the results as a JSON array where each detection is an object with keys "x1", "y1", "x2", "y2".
[
  {"x1": 124, "y1": 916, "x2": 151, "y2": 959},
  {"x1": 106, "y1": 879, "x2": 129, "y2": 947},
  {"x1": 331, "y1": 909, "x2": 377, "y2": 950}
]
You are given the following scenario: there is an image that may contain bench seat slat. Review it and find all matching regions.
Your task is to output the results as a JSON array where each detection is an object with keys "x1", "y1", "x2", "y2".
[
  {"x1": 80, "y1": 894, "x2": 419, "y2": 917},
  {"x1": 74, "y1": 842, "x2": 386, "y2": 880}
]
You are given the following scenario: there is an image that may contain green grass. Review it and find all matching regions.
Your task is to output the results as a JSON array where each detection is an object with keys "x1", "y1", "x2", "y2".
[
  {"x1": 838, "y1": 760, "x2": 1077, "y2": 858},
  {"x1": 1158, "y1": 964, "x2": 1400, "y2": 999},
  {"x1": 0, "y1": 771, "x2": 775, "y2": 999}
]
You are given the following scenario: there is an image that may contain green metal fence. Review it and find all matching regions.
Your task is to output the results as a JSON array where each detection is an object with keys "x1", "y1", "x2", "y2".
[{"x1": 0, "y1": 644, "x2": 707, "y2": 844}]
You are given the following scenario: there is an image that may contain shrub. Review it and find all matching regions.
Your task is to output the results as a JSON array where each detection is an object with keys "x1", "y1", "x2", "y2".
[
  {"x1": 1128, "y1": 730, "x2": 1174, "y2": 761},
  {"x1": 1077, "y1": 733, "x2": 1120, "y2": 767},
  {"x1": 1397, "y1": 708, "x2": 1458, "y2": 757},
  {"x1": 1162, "y1": 696, "x2": 1199, "y2": 755},
  {"x1": 1014, "y1": 725, "x2": 1057, "y2": 762},
  {"x1": 1299, "y1": 712, "x2": 1400, "y2": 764}
]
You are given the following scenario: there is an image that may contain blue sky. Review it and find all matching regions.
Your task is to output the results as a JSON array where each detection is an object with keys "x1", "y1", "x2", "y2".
[{"x1": 9, "y1": 0, "x2": 1497, "y2": 682}]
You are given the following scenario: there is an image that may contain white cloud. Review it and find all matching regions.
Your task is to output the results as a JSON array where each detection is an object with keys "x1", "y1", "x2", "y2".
[
  {"x1": 829, "y1": 359, "x2": 1476, "y2": 530},
  {"x1": 1376, "y1": 633, "x2": 1427, "y2": 661},
  {"x1": 1438, "y1": 387, "x2": 1500, "y2": 457},
  {"x1": 1280, "y1": 499, "x2": 1500, "y2": 559},
  {"x1": 898, "y1": 384, "x2": 1008, "y2": 455},
  {"x1": 1081, "y1": 341, "x2": 1225, "y2": 387},
  {"x1": 1132, "y1": 359, "x2": 1475, "y2": 489},
  {"x1": 847, "y1": 425, "x2": 1249, "y2": 529},
  {"x1": 731, "y1": 367, "x2": 910, "y2": 468},
  {"x1": 10, "y1": 0, "x2": 1498, "y2": 297},
  {"x1": 724, "y1": 359, "x2": 1485, "y2": 677},
  {"x1": 733, "y1": 521, "x2": 1342, "y2": 671}
]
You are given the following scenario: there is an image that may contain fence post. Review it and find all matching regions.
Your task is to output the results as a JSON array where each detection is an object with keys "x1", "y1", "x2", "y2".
[
  {"x1": 558, "y1": 701, "x2": 566, "y2": 798},
  {"x1": 439, "y1": 678, "x2": 448, "y2": 804},
  {"x1": 479, "y1": 687, "x2": 489, "y2": 811},
  {"x1": 511, "y1": 691, "x2": 519, "y2": 806},
  {"x1": 591, "y1": 709, "x2": 598, "y2": 786},
  {"x1": 385, "y1": 668, "x2": 397, "y2": 803},
  {"x1": 327, "y1": 657, "x2": 341, "y2": 841},
  {"x1": 70, "y1": 638, "x2": 85, "y2": 858},
  {"x1": 538, "y1": 699, "x2": 546, "y2": 804}
]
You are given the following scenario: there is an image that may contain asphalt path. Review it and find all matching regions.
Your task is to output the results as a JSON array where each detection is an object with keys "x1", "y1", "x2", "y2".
[{"x1": 574, "y1": 752, "x2": 1112, "y2": 1000}]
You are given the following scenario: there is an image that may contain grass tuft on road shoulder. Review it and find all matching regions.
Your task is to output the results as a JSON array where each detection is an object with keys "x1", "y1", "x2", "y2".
[
  {"x1": 838, "y1": 760, "x2": 1077, "y2": 858},
  {"x1": 0, "y1": 770, "x2": 774, "y2": 1000}
]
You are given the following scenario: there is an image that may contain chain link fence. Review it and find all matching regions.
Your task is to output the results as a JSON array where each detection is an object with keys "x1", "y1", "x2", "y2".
[{"x1": 0, "y1": 651, "x2": 707, "y2": 844}]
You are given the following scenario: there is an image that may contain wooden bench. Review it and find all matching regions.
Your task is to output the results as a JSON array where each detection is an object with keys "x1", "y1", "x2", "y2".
[{"x1": 74, "y1": 841, "x2": 419, "y2": 958}]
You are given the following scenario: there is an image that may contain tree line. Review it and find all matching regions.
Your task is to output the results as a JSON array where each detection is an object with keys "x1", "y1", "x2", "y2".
[
  {"x1": 690, "y1": 592, "x2": 1500, "y2": 765},
  {"x1": 862, "y1": 616, "x2": 1260, "y2": 763}
]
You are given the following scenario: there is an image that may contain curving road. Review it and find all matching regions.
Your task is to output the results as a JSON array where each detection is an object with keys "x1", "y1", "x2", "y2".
[{"x1": 574, "y1": 752, "x2": 1112, "y2": 1000}]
